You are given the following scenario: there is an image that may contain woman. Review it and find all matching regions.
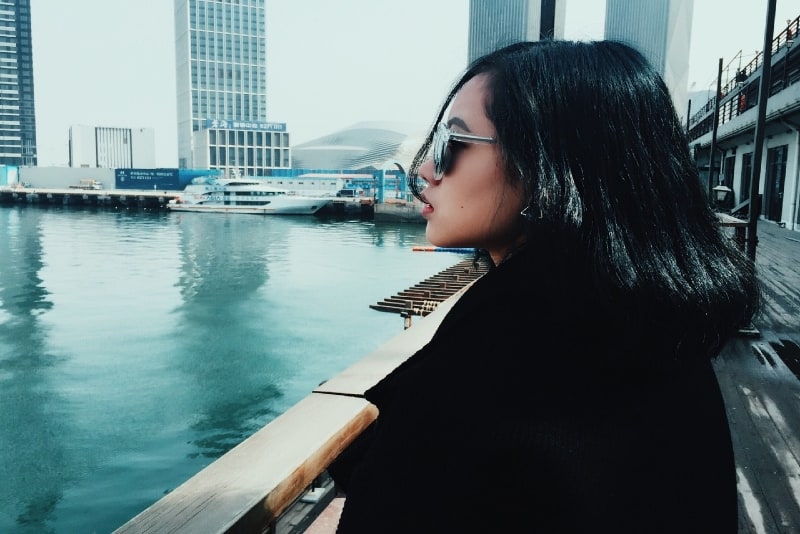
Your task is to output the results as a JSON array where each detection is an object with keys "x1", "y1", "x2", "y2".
[{"x1": 329, "y1": 40, "x2": 759, "y2": 533}]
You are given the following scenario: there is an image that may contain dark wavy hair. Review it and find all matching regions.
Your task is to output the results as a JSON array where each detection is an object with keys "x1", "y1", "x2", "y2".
[{"x1": 409, "y1": 40, "x2": 759, "y2": 361}]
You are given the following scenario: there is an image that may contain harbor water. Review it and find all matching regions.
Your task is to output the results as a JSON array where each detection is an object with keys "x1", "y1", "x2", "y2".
[{"x1": 0, "y1": 205, "x2": 466, "y2": 533}]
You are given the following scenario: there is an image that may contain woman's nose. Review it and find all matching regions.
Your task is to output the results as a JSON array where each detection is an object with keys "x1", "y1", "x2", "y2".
[{"x1": 418, "y1": 158, "x2": 436, "y2": 184}]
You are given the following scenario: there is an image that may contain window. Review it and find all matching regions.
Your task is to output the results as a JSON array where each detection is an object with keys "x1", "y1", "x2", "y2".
[
  {"x1": 764, "y1": 145, "x2": 788, "y2": 221},
  {"x1": 723, "y1": 155, "x2": 735, "y2": 186},
  {"x1": 740, "y1": 153, "x2": 752, "y2": 201}
]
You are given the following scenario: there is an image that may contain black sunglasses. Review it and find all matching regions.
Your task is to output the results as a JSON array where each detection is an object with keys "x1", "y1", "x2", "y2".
[{"x1": 432, "y1": 122, "x2": 496, "y2": 181}]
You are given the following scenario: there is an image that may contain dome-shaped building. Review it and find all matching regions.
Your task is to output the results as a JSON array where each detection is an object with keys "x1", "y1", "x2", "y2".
[{"x1": 290, "y1": 121, "x2": 427, "y2": 171}]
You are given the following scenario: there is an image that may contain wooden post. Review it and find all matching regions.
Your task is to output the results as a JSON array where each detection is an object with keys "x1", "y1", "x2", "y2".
[
  {"x1": 708, "y1": 58, "x2": 723, "y2": 198},
  {"x1": 747, "y1": 0, "x2": 777, "y2": 261}
]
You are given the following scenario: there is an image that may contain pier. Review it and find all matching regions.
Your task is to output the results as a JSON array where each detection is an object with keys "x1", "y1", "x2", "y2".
[
  {"x1": 0, "y1": 186, "x2": 177, "y2": 209},
  {"x1": 370, "y1": 257, "x2": 489, "y2": 328},
  {"x1": 317, "y1": 196, "x2": 375, "y2": 219},
  {"x1": 0, "y1": 185, "x2": 419, "y2": 221}
]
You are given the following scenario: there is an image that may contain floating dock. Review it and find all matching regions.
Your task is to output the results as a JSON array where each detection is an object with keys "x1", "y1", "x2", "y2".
[{"x1": 370, "y1": 258, "x2": 489, "y2": 322}]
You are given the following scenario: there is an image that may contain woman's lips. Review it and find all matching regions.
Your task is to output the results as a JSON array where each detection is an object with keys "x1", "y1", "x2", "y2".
[{"x1": 420, "y1": 195, "x2": 433, "y2": 216}]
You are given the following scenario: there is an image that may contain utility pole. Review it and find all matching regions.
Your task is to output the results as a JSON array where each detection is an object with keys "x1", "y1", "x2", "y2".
[
  {"x1": 708, "y1": 58, "x2": 723, "y2": 198},
  {"x1": 686, "y1": 99, "x2": 692, "y2": 132},
  {"x1": 747, "y1": 0, "x2": 777, "y2": 261}
]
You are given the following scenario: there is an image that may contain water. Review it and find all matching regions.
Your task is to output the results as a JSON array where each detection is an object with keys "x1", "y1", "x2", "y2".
[{"x1": 0, "y1": 205, "x2": 465, "y2": 533}]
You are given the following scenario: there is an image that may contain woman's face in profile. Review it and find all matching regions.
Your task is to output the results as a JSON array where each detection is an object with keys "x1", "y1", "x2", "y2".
[{"x1": 417, "y1": 74, "x2": 525, "y2": 264}]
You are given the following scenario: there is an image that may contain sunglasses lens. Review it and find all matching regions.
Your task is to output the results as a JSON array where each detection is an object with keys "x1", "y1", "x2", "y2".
[{"x1": 433, "y1": 124, "x2": 451, "y2": 180}]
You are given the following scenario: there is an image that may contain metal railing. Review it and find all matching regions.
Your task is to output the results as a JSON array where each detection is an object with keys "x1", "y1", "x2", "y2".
[{"x1": 687, "y1": 14, "x2": 799, "y2": 140}]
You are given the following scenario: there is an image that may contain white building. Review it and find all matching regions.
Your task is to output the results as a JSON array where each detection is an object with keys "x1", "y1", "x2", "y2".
[
  {"x1": 174, "y1": 0, "x2": 291, "y2": 175},
  {"x1": 290, "y1": 121, "x2": 424, "y2": 171},
  {"x1": 69, "y1": 125, "x2": 156, "y2": 168},
  {"x1": 688, "y1": 16, "x2": 799, "y2": 231}
]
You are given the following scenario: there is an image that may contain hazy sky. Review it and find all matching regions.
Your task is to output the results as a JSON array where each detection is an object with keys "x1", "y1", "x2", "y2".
[{"x1": 29, "y1": 0, "x2": 799, "y2": 167}]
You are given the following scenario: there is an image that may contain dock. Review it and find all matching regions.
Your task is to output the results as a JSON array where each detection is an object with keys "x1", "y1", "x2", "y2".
[
  {"x1": 372, "y1": 199, "x2": 424, "y2": 223},
  {"x1": 317, "y1": 197, "x2": 375, "y2": 219},
  {"x1": 714, "y1": 221, "x2": 800, "y2": 532},
  {"x1": 0, "y1": 186, "x2": 177, "y2": 209},
  {"x1": 0, "y1": 186, "x2": 396, "y2": 219},
  {"x1": 369, "y1": 257, "x2": 489, "y2": 327}
]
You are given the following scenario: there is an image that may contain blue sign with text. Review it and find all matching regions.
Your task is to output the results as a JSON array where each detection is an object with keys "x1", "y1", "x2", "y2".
[
  {"x1": 115, "y1": 168, "x2": 180, "y2": 190},
  {"x1": 203, "y1": 119, "x2": 286, "y2": 132}
]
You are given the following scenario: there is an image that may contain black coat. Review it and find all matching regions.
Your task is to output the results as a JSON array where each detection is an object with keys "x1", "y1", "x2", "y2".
[{"x1": 329, "y1": 248, "x2": 737, "y2": 533}]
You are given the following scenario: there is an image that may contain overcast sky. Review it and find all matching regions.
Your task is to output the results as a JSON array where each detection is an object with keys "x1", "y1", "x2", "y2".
[{"x1": 29, "y1": 0, "x2": 799, "y2": 167}]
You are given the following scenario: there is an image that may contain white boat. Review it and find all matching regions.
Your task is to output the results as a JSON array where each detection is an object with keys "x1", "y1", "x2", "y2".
[{"x1": 167, "y1": 177, "x2": 332, "y2": 215}]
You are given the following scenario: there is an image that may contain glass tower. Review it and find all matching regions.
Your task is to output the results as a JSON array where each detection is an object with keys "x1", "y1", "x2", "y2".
[
  {"x1": 0, "y1": 0, "x2": 37, "y2": 166},
  {"x1": 605, "y1": 0, "x2": 694, "y2": 121},
  {"x1": 468, "y1": 0, "x2": 565, "y2": 63},
  {"x1": 174, "y1": 0, "x2": 289, "y2": 174}
]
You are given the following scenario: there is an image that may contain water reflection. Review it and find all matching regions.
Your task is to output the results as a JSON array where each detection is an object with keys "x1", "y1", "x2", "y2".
[
  {"x1": 172, "y1": 213, "x2": 289, "y2": 458},
  {"x1": 170, "y1": 215, "x2": 443, "y2": 458},
  {"x1": 0, "y1": 207, "x2": 63, "y2": 532}
]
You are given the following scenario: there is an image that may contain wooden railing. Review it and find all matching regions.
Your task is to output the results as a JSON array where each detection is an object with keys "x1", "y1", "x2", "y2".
[{"x1": 113, "y1": 289, "x2": 466, "y2": 533}]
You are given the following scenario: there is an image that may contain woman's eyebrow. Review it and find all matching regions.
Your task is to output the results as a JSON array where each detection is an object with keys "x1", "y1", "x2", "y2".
[{"x1": 445, "y1": 116, "x2": 471, "y2": 131}]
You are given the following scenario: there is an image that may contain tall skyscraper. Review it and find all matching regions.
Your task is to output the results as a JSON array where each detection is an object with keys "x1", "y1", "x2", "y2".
[
  {"x1": 174, "y1": 0, "x2": 290, "y2": 175},
  {"x1": 0, "y1": 0, "x2": 37, "y2": 166},
  {"x1": 605, "y1": 0, "x2": 694, "y2": 120},
  {"x1": 468, "y1": 0, "x2": 565, "y2": 63}
]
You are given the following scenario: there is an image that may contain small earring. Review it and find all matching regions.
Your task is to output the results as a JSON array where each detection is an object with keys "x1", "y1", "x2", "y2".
[{"x1": 520, "y1": 206, "x2": 532, "y2": 220}]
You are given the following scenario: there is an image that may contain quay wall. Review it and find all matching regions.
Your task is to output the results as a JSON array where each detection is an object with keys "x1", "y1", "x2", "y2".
[
  {"x1": 373, "y1": 199, "x2": 424, "y2": 223},
  {"x1": 16, "y1": 167, "x2": 215, "y2": 191},
  {"x1": 20, "y1": 167, "x2": 115, "y2": 189},
  {"x1": 0, "y1": 186, "x2": 176, "y2": 210}
]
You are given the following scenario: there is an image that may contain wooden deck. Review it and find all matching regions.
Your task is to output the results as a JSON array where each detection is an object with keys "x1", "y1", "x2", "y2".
[{"x1": 714, "y1": 221, "x2": 800, "y2": 533}]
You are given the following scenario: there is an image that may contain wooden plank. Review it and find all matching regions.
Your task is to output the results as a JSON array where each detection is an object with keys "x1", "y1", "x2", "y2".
[
  {"x1": 396, "y1": 290, "x2": 455, "y2": 299},
  {"x1": 714, "y1": 339, "x2": 800, "y2": 532},
  {"x1": 718, "y1": 212, "x2": 749, "y2": 226},
  {"x1": 370, "y1": 258, "x2": 487, "y2": 316}
]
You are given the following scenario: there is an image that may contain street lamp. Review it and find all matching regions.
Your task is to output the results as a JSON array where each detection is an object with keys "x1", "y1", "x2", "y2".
[{"x1": 712, "y1": 185, "x2": 733, "y2": 211}]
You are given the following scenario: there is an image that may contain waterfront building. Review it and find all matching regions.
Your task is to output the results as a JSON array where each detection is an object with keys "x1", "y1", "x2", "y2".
[
  {"x1": 604, "y1": 0, "x2": 693, "y2": 121},
  {"x1": 69, "y1": 125, "x2": 156, "y2": 169},
  {"x1": 688, "y1": 15, "x2": 799, "y2": 231},
  {"x1": 290, "y1": 121, "x2": 423, "y2": 172},
  {"x1": 285, "y1": 121, "x2": 420, "y2": 201},
  {"x1": 174, "y1": 0, "x2": 290, "y2": 175},
  {"x1": 468, "y1": 0, "x2": 565, "y2": 63},
  {"x1": 0, "y1": 0, "x2": 37, "y2": 166}
]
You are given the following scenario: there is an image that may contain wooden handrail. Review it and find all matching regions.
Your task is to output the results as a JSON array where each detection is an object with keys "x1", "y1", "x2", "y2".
[{"x1": 113, "y1": 286, "x2": 470, "y2": 533}]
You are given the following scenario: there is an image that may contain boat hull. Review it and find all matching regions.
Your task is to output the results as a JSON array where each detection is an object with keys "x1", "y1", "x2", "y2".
[
  {"x1": 167, "y1": 201, "x2": 330, "y2": 215},
  {"x1": 168, "y1": 177, "x2": 332, "y2": 215}
]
